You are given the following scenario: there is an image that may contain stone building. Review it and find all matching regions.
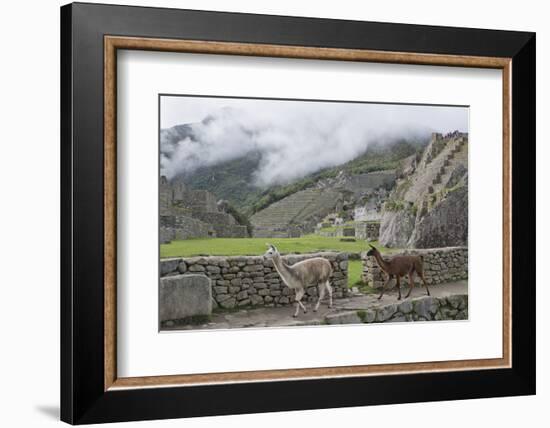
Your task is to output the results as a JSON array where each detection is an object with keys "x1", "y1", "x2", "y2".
[{"x1": 160, "y1": 176, "x2": 248, "y2": 243}]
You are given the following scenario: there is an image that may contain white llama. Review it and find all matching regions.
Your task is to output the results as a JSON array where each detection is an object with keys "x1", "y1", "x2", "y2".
[{"x1": 263, "y1": 244, "x2": 333, "y2": 317}]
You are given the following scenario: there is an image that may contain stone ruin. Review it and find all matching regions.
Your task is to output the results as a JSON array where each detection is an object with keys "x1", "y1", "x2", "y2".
[
  {"x1": 353, "y1": 187, "x2": 388, "y2": 222},
  {"x1": 160, "y1": 176, "x2": 248, "y2": 244},
  {"x1": 251, "y1": 170, "x2": 396, "y2": 239},
  {"x1": 379, "y1": 131, "x2": 469, "y2": 248}
]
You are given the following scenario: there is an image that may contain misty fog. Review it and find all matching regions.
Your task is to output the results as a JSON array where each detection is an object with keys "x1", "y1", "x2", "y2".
[{"x1": 160, "y1": 96, "x2": 468, "y2": 187}]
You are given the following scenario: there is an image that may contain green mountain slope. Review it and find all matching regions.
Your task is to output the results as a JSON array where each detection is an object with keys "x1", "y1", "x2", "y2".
[{"x1": 175, "y1": 138, "x2": 427, "y2": 215}]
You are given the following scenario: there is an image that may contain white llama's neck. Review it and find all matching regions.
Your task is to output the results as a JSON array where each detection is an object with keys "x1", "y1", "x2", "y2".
[{"x1": 271, "y1": 253, "x2": 295, "y2": 286}]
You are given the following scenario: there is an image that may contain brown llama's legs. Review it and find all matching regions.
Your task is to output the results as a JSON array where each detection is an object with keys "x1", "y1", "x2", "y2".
[
  {"x1": 419, "y1": 271, "x2": 431, "y2": 296},
  {"x1": 405, "y1": 271, "x2": 415, "y2": 298},
  {"x1": 377, "y1": 274, "x2": 393, "y2": 300},
  {"x1": 396, "y1": 275, "x2": 402, "y2": 300}
]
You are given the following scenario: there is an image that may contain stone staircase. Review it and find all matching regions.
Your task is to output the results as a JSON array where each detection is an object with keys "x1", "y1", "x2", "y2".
[
  {"x1": 419, "y1": 136, "x2": 468, "y2": 214},
  {"x1": 251, "y1": 188, "x2": 341, "y2": 237},
  {"x1": 403, "y1": 136, "x2": 467, "y2": 201}
]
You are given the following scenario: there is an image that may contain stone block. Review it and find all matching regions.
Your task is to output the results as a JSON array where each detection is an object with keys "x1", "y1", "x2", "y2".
[
  {"x1": 219, "y1": 297, "x2": 237, "y2": 309},
  {"x1": 412, "y1": 296, "x2": 439, "y2": 319},
  {"x1": 160, "y1": 274, "x2": 212, "y2": 322},
  {"x1": 236, "y1": 290, "x2": 248, "y2": 301},
  {"x1": 243, "y1": 265, "x2": 263, "y2": 272},
  {"x1": 216, "y1": 294, "x2": 231, "y2": 302},
  {"x1": 447, "y1": 294, "x2": 467, "y2": 310},
  {"x1": 250, "y1": 295, "x2": 264, "y2": 305},
  {"x1": 325, "y1": 311, "x2": 361, "y2": 325},
  {"x1": 177, "y1": 261, "x2": 187, "y2": 274},
  {"x1": 357, "y1": 309, "x2": 376, "y2": 323},
  {"x1": 398, "y1": 300, "x2": 413, "y2": 314},
  {"x1": 376, "y1": 304, "x2": 398, "y2": 322},
  {"x1": 387, "y1": 315, "x2": 407, "y2": 323},
  {"x1": 160, "y1": 258, "x2": 180, "y2": 276}
]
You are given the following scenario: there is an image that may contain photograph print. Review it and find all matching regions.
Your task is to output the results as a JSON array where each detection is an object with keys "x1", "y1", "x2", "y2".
[{"x1": 159, "y1": 95, "x2": 469, "y2": 331}]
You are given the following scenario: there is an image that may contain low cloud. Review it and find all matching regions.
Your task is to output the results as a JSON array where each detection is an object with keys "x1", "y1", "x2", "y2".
[{"x1": 160, "y1": 98, "x2": 468, "y2": 187}]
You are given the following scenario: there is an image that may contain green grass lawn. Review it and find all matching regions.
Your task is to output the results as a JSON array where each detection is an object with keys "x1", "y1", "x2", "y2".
[
  {"x1": 161, "y1": 235, "x2": 393, "y2": 289},
  {"x1": 161, "y1": 235, "x2": 387, "y2": 258},
  {"x1": 347, "y1": 259, "x2": 363, "y2": 287}
]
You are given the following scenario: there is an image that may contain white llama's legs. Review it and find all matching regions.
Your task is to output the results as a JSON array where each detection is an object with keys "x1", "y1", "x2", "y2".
[
  {"x1": 314, "y1": 282, "x2": 326, "y2": 312},
  {"x1": 325, "y1": 281, "x2": 333, "y2": 308},
  {"x1": 294, "y1": 288, "x2": 307, "y2": 317}
]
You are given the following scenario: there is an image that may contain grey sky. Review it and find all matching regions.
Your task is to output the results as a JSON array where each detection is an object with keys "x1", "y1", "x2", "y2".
[
  {"x1": 160, "y1": 95, "x2": 468, "y2": 186},
  {"x1": 161, "y1": 95, "x2": 468, "y2": 131}
]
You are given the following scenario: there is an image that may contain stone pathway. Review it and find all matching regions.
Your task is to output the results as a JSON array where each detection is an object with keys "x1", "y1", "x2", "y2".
[{"x1": 162, "y1": 280, "x2": 468, "y2": 330}]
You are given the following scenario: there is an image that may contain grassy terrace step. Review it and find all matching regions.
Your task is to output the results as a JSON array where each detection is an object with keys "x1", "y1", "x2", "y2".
[
  {"x1": 250, "y1": 188, "x2": 340, "y2": 231},
  {"x1": 160, "y1": 235, "x2": 389, "y2": 258}
]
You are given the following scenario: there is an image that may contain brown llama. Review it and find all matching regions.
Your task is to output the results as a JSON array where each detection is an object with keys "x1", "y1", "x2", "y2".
[{"x1": 366, "y1": 244, "x2": 431, "y2": 300}]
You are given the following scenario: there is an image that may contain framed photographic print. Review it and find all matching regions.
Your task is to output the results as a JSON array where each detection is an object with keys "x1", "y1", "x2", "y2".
[{"x1": 60, "y1": 2, "x2": 536, "y2": 425}]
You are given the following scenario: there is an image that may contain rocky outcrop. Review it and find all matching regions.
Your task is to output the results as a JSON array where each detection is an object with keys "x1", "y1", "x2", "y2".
[
  {"x1": 379, "y1": 131, "x2": 468, "y2": 248},
  {"x1": 325, "y1": 294, "x2": 468, "y2": 324},
  {"x1": 378, "y1": 210, "x2": 416, "y2": 248},
  {"x1": 409, "y1": 187, "x2": 468, "y2": 248},
  {"x1": 446, "y1": 164, "x2": 467, "y2": 189}
]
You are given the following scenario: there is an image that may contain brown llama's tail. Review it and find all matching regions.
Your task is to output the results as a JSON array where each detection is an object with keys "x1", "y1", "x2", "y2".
[{"x1": 415, "y1": 255, "x2": 425, "y2": 274}]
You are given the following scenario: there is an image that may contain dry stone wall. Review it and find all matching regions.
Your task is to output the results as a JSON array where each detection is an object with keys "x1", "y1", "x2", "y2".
[
  {"x1": 325, "y1": 294, "x2": 468, "y2": 324},
  {"x1": 362, "y1": 246, "x2": 467, "y2": 288},
  {"x1": 160, "y1": 252, "x2": 349, "y2": 309}
]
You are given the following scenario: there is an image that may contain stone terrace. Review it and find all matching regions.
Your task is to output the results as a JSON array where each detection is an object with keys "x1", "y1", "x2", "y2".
[
  {"x1": 250, "y1": 188, "x2": 342, "y2": 238},
  {"x1": 160, "y1": 252, "x2": 349, "y2": 310}
]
